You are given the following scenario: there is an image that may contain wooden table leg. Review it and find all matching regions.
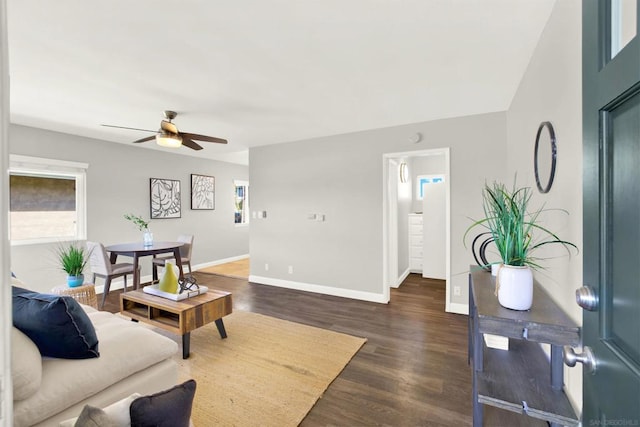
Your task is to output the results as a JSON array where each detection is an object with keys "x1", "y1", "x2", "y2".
[
  {"x1": 173, "y1": 248, "x2": 185, "y2": 280},
  {"x1": 215, "y1": 318, "x2": 228, "y2": 339},
  {"x1": 152, "y1": 260, "x2": 158, "y2": 284},
  {"x1": 133, "y1": 254, "x2": 140, "y2": 290},
  {"x1": 182, "y1": 332, "x2": 190, "y2": 359}
]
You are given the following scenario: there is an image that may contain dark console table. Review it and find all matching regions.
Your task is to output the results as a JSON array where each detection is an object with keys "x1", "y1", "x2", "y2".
[{"x1": 468, "y1": 268, "x2": 580, "y2": 426}]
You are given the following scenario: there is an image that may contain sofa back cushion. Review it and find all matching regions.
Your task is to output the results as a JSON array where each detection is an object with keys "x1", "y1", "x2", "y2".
[
  {"x1": 11, "y1": 327, "x2": 42, "y2": 401},
  {"x1": 13, "y1": 289, "x2": 100, "y2": 359}
]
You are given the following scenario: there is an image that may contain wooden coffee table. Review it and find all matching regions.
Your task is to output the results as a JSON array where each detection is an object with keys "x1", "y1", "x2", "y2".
[{"x1": 120, "y1": 289, "x2": 232, "y2": 359}]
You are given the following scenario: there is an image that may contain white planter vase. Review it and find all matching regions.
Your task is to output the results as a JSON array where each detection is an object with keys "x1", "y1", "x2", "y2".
[{"x1": 497, "y1": 265, "x2": 533, "y2": 310}]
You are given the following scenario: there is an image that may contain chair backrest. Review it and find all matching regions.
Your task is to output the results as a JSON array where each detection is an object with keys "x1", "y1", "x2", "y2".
[
  {"x1": 86, "y1": 241, "x2": 112, "y2": 276},
  {"x1": 177, "y1": 234, "x2": 194, "y2": 260}
]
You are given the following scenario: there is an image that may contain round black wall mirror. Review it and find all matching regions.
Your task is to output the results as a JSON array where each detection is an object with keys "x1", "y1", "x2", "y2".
[{"x1": 534, "y1": 121, "x2": 557, "y2": 194}]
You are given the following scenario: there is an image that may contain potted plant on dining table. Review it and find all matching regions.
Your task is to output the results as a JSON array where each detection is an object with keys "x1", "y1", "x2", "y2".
[
  {"x1": 464, "y1": 180, "x2": 577, "y2": 310},
  {"x1": 124, "y1": 213, "x2": 153, "y2": 247}
]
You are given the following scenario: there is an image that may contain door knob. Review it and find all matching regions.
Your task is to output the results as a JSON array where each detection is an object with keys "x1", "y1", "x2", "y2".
[
  {"x1": 563, "y1": 345, "x2": 597, "y2": 374},
  {"x1": 575, "y1": 285, "x2": 598, "y2": 311}
]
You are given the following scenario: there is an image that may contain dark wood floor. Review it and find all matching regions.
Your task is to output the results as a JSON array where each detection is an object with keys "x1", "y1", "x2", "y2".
[{"x1": 101, "y1": 273, "x2": 473, "y2": 426}]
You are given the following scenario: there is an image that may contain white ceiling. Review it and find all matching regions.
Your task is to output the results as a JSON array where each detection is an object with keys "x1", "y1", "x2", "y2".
[{"x1": 7, "y1": 1, "x2": 555, "y2": 165}]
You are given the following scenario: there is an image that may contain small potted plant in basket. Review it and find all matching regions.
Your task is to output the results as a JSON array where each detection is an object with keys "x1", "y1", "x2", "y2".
[
  {"x1": 464, "y1": 180, "x2": 577, "y2": 310},
  {"x1": 124, "y1": 213, "x2": 153, "y2": 247},
  {"x1": 57, "y1": 243, "x2": 89, "y2": 288}
]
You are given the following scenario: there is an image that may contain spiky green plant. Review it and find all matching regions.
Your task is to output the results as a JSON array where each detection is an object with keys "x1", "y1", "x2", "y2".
[
  {"x1": 57, "y1": 243, "x2": 88, "y2": 276},
  {"x1": 464, "y1": 181, "x2": 577, "y2": 269}
]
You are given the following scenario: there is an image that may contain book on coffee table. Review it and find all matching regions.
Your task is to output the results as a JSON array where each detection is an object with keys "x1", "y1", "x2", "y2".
[{"x1": 142, "y1": 284, "x2": 209, "y2": 301}]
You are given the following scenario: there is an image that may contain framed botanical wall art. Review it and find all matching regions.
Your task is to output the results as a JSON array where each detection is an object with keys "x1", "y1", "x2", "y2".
[
  {"x1": 191, "y1": 174, "x2": 215, "y2": 210},
  {"x1": 150, "y1": 178, "x2": 181, "y2": 219}
]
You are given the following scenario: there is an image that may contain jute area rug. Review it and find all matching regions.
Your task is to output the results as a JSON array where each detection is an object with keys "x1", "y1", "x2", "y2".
[{"x1": 160, "y1": 311, "x2": 367, "y2": 426}]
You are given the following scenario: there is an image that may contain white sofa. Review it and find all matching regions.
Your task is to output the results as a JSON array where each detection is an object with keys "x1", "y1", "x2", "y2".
[{"x1": 12, "y1": 299, "x2": 179, "y2": 427}]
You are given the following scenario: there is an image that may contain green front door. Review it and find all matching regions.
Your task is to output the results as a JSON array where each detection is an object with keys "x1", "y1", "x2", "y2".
[{"x1": 582, "y1": 1, "x2": 640, "y2": 422}]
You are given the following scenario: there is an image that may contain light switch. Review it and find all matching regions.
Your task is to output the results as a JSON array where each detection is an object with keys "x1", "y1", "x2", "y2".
[{"x1": 307, "y1": 213, "x2": 317, "y2": 220}]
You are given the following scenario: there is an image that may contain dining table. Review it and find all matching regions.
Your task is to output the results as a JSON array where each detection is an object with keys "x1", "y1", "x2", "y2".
[{"x1": 104, "y1": 241, "x2": 185, "y2": 290}]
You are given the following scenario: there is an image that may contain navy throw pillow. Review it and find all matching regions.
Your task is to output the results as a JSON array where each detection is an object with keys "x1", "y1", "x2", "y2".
[
  {"x1": 12, "y1": 291, "x2": 99, "y2": 359},
  {"x1": 130, "y1": 380, "x2": 196, "y2": 427},
  {"x1": 12, "y1": 285, "x2": 31, "y2": 296}
]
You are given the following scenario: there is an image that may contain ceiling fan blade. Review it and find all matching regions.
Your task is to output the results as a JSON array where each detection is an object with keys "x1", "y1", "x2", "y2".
[
  {"x1": 101, "y1": 124, "x2": 156, "y2": 133},
  {"x1": 181, "y1": 132, "x2": 228, "y2": 144},
  {"x1": 181, "y1": 138, "x2": 203, "y2": 151},
  {"x1": 133, "y1": 135, "x2": 156, "y2": 144},
  {"x1": 161, "y1": 120, "x2": 178, "y2": 134}
]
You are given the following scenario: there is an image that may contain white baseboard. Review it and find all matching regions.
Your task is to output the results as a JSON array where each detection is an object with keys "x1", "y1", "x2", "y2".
[
  {"x1": 249, "y1": 275, "x2": 389, "y2": 304},
  {"x1": 192, "y1": 254, "x2": 249, "y2": 270},
  {"x1": 94, "y1": 254, "x2": 250, "y2": 295},
  {"x1": 391, "y1": 268, "x2": 411, "y2": 288},
  {"x1": 446, "y1": 301, "x2": 469, "y2": 315}
]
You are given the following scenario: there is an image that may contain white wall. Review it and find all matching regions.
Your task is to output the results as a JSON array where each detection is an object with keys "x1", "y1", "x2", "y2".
[
  {"x1": 421, "y1": 181, "x2": 446, "y2": 280},
  {"x1": 396, "y1": 159, "x2": 411, "y2": 278},
  {"x1": 410, "y1": 154, "x2": 446, "y2": 213},
  {"x1": 9, "y1": 125, "x2": 249, "y2": 292},
  {"x1": 249, "y1": 112, "x2": 506, "y2": 305},
  {"x1": 506, "y1": 0, "x2": 582, "y2": 413}
]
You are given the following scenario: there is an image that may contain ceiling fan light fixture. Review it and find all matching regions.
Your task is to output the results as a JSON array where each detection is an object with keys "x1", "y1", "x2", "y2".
[{"x1": 155, "y1": 132, "x2": 182, "y2": 148}]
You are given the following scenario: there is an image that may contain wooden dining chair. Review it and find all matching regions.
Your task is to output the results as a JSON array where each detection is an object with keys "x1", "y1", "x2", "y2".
[
  {"x1": 152, "y1": 234, "x2": 194, "y2": 283},
  {"x1": 86, "y1": 241, "x2": 138, "y2": 310}
]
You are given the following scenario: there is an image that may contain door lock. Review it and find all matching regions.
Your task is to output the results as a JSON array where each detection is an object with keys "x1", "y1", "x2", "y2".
[
  {"x1": 575, "y1": 285, "x2": 598, "y2": 311},
  {"x1": 563, "y1": 345, "x2": 597, "y2": 374}
]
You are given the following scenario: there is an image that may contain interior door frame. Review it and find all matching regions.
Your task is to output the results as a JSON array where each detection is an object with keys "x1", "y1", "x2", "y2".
[
  {"x1": 0, "y1": 0, "x2": 13, "y2": 421},
  {"x1": 382, "y1": 147, "x2": 452, "y2": 310}
]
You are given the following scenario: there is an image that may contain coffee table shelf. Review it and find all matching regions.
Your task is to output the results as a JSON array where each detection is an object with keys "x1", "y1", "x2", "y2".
[
  {"x1": 120, "y1": 289, "x2": 232, "y2": 358},
  {"x1": 123, "y1": 302, "x2": 183, "y2": 334}
]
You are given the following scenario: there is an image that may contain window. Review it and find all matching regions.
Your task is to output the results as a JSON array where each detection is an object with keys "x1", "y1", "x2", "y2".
[
  {"x1": 611, "y1": 0, "x2": 636, "y2": 60},
  {"x1": 234, "y1": 180, "x2": 249, "y2": 225},
  {"x1": 416, "y1": 174, "x2": 445, "y2": 200},
  {"x1": 9, "y1": 155, "x2": 87, "y2": 245}
]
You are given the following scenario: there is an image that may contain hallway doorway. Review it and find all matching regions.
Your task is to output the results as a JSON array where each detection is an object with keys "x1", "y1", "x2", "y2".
[{"x1": 383, "y1": 148, "x2": 451, "y2": 310}]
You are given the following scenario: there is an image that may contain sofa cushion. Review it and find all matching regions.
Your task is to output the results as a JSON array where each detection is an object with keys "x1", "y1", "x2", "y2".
[
  {"x1": 11, "y1": 327, "x2": 42, "y2": 401},
  {"x1": 13, "y1": 290, "x2": 99, "y2": 359},
  {"x1": 130, "y1": 380, "x2": 196, "y2": 427}
]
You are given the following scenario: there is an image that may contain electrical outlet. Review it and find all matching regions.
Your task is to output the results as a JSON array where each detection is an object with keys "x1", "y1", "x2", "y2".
[
  {"x1": 288, "y1": 265, "x2": 294, "y2": 274},
  {"x1": 265, "y1": 263, "x2": 269, "y2": 271},
  {"x1": 454, "y1": 286, "x2": 461, "y2": 296}
]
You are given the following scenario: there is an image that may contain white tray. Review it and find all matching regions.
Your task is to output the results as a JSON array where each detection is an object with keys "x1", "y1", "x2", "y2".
[{"x1": 142, "y1": 284, "x2": 208, "y2": 301}]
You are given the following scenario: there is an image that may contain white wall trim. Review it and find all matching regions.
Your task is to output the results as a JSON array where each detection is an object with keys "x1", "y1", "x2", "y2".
[
  {"x1": 93, "y1": 254, "x2": 250, "y2": 294},
  {"x1": 446, "y1": 301, "x2": 469, "y2": 315},
  {"x1": 249, "y1": 275, "x2": 389, "y2": 304},
  {"x1": 9, "y1": 154, "x2": 89, "y2": 171},
  {"x1": 193, "y1": 253, "x2": 249, "y2": 270},
  {"x1": 392, "y1": 267, "x2": 411, "y2": 288}
]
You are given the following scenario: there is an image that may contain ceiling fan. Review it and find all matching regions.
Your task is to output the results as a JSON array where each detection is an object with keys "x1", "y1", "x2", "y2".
[{"x1": 101, "y1": 110, "x2": 227, "y2": 151}]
